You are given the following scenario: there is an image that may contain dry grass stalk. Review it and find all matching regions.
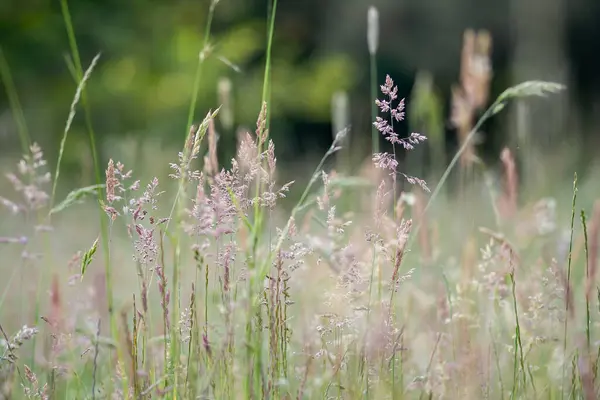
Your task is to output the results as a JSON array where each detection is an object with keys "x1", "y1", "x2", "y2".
[
  {"x1": 359, "y1": 158, "x2": 386, "y2": 215},
  {"x1": 103, "y1": 159, "x2": 121, "y2": 221},
  {"x1": 461, "y1": 236, "x2": 478, "y2": 284},
  {"x1": 553, "y1": 258, "x2": 575, "y2": 321},
  {"x1": 451, "y1": 29, "x2": 493, "y2": 169},
  {"x1": 185, "y1": 283, "x2": 198, "y2": 397},
  {"x1": 217, "y1": 77, "x2": 234, "y2": 130},
  {"x1": 119, "y1": 308, "x2": 135, "y2": 393},
  {"x1": 586, "y1": 200, "x2": 600, "y2": 302},
  {"x1": 105, "y1": 159, "x2": 117, "y2": 204},
  {"x1": 204, "y1": 118, "x2": 219, "y2": 177},
  {"x1": 48, "y1": 275, "x2": 63, "y2": 334},
  {"x1": 391, "y1": 220, "x2": 413, "y2": 286},
  {"x1": 295, "y1": 346, "x2": 313, "y2": 400},
  {"x1": 0, "y1": 325, "x2": 39, "y2": 400},
  {"x1": 184, "y1": 125, "x2": 196, "y2": 159},
  {"x1": 131, "y1": 295, "x2": 141, "y2": 397},
  {"x1": 23, "y1": 364, "x2": 49, "y2": 399},
  {"x1": 497, "y1": 147, "x2": 518, "y2": 222},
  {"x1": 436, "y1": 283, "x2": 450, "y2": 325},
  {"x1": 478, "y1": 227, "x2": 521, "y2": 268},
  {"x1": 395, "y1": 195, "x2": 406, "y2": 223},
  {"x1": 256, "y1": 101, "x2": 268, "y2": 147},
  {"x1": 413, "y1": 187, "x2": 431, "y2": 263},
  {"x1": 43, "y1": 274, "x2": 63, "y2": 371},
  {"x1": 156, "y1": 264, "x2": 170, "y2": 337},
  {"x1": 578, "y1": 336, "x2": 596, "y2": 400}
]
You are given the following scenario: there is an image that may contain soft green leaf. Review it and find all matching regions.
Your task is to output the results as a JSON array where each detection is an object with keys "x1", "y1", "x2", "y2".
[
  {"x1": 407, "y1": 80, "x2": 565, "y2": 251},
  {"x1": 496, "y1": 80, "x2": 565, "y2": 103},
  {"x1": 297, "y1": 176, "x2": 374, "y2": 212},
  {"x1": 196, "y1": 107, "x2": 222, "y2": 141},
  {"x1": 311, "y1": 214, "x2": 328, "y2": 229},
  {"x1": 50, "y1": 184, "x2": 105, "y2": 215},
  {"x1": 81, "y1": 237, "x2": 99, "y2": 281},
  {"x1": 328, "y1": 176, "x2": 373, "y2": 188},
  {"x1": 489, "y1": 102, "x2": 506, "y2": 117},
  {"x1": 490, "y1": 81, "x2": 564, "y2": 118}
]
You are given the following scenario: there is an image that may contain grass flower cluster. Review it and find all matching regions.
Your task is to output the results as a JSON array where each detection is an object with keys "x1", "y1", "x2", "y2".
[{"x1": 1, "y1": 2, "x2": 588, "y2": 400}]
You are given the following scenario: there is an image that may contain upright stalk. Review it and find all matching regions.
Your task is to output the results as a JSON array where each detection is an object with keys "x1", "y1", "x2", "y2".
[
  {"x1": 247, "y1": 1, "x2": 278, "y2": 397},
  {"x1": 367, "y1": 6, "x2": 380, "y2": 154},
  {"x1": 561, "y1": 172, "x2": 577, "y2": 399},
  {"x1": 58, "y1": 2, "x2": 122, "y2": 395},
  {"x1": 0, "y1": 48, "x2": 31, "y2": 154},
  {"x1": 171, "y1": 2, "x2": 220, "y2": 397},
  {"x1": 251, "y1": 0, "x2": 278, "y2": 254},
  {"x1": 185, "y1": 0, "x2": 218, "y2": 135},
  {"x1": 370, "y1": 55, "x2": 378, "y2": 154},
  {"x1": 581, "y1": 210, "x2": 591, "y2": 350}
]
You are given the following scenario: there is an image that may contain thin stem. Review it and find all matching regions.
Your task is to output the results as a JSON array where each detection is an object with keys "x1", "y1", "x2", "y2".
[
  {"x1": 509, "y1": 272, "x2": 526, "y2": 396},
  {"x1": 262, "y1": 0, "x2": 277, "y2": 132},
  {"x1": 171, "y1": 3, "x2": 219, "y2": 395},
  {"x1": 256, "y1": 133, "x2": 344, "y2": 292},
  {"x1": 370, "y1": 53, "x2": 379, "y2": 154},
  {"x1": 251, "y1": 0, "x2": 279, "y2": 265},
  {"x1": 406, "y1": 102, "x2": 496, "y2": 251},
  {"x1": 561, "y1": 172, "x2": 578, "y2": 400},
  {"x1": 582, "y1": 210, "x2": 591, "y2": 351},
  {"x1": 0, "y1": 47, "x2": 31, "y2": 154},
  {"x1": 57, "y1": 2, "x2": 117, "y2": 394},
  {"x1": 490, "y1": 326, "x2": 505, "y2": 398},
  {"x1": 185, "y1": 0, "x2": 218, "y2": 135}
]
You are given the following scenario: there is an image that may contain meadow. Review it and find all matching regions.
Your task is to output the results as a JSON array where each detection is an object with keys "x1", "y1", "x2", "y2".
[{"x1": 1, "y1": 1, "x2": 598, "y2": 399}]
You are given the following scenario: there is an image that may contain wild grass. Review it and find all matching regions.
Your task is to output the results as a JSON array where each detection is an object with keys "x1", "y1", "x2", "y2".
[
  {"x1": 3, "y1": 3, "x2": 600, "y2": 400},
  {"x1": 58, "y1": 1, "x2": 114, "y2": 389}
]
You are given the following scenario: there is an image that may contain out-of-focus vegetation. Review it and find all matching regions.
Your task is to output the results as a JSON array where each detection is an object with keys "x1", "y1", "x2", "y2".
[
  {"x1": 3, "y1": 0, "x2": 600, "y2": 187},
  {"x1": 3, "y1": 1, "x2": 600, "y2": 399},
  {"x1": 0, "y1": 0, "x2": 357, "y2": 184}
]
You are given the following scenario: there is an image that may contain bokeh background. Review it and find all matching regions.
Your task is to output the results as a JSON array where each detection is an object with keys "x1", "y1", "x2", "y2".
[{"x1": 1, "y1": 0, "x2": 600, "y2": 193}]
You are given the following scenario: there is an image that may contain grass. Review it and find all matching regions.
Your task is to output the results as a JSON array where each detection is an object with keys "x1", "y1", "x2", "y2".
[
  {"x1": 58, "y1": 2, "x2": 115, "y2": 393},
  {"x1": 0, "y1": 47, "x2": 31, "y2": 155},
  {"x1": 3, "y1": 3, "x2": 600, "y2": 400}
]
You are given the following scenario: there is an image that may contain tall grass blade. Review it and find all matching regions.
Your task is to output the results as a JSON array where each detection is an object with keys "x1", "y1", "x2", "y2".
[
  {"x1": 561, "y1": 172, "x2": 578, "y2": 399},
  {"x1": 50, "y1": 53, "x2": 101, "y2": 208},
  {"x1": 50, "y1": 184, "x2": 105, "y2": 216},
  {"x1": 407, "y1": 80, "x2": 566, "y2": 249},
  {"x1": 0, "y1": 47, "x2": 31, "y2": 154},
  {"x1": 58, "y1": 1, "x2": 118, "y2": 395}
]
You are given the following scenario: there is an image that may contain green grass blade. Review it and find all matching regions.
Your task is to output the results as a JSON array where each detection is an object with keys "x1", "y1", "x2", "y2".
[
  {"x1": 50, "y1": 53, "x2": 101, "y2": 209},
  {"x1": 58, "y1": 0, "x2": 118, "y2": 395},
  {"x1": 0, "y1": 47, "x2": 31, "y2": 154},
  {"x1": 407, "y1": 80, "x2": 566, "y2": 250}
]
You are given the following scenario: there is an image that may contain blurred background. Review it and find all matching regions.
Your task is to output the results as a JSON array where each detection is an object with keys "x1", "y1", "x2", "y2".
[{"x1": 1, "y1": 0, "x2": 600, "y2": 194}]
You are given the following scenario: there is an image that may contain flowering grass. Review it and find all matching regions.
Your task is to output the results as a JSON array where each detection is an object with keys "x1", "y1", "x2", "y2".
[
  {"x1": 3, "y1": 71, "x2": 593, "y2": 400},
  {"x1": 2, "y1": 3, "x2": 598, "y2": 400}
]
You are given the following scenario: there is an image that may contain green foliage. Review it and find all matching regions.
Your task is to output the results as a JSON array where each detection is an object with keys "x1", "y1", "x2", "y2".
[
  {"x1": 0, "y1": 47, "x2": 30, "y2": 154},
  {"x1": 407, "y1": 80, "x2": 566, "y2": 248},
  {"x1": 50, "y1": 184, "x2": 105, "y2": 216},
  {"x1": 0, "y1": 1, "x2": 359, "y2": 172},
  {"x1": 490, "y1": 81, "x2": 567, "y2": 116},
  {"x1": 407, "y1": 71, "x2": 445, "y2": 176},
  {"x1": 409, "y1": 71, "x2": 444, "y2": 147},
  {"x1": 51, "y1": 53, "x2": 102, "y2": 208},
  {"x1": 80, "y1": 236, "x2": 99, "y2": 281}
]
